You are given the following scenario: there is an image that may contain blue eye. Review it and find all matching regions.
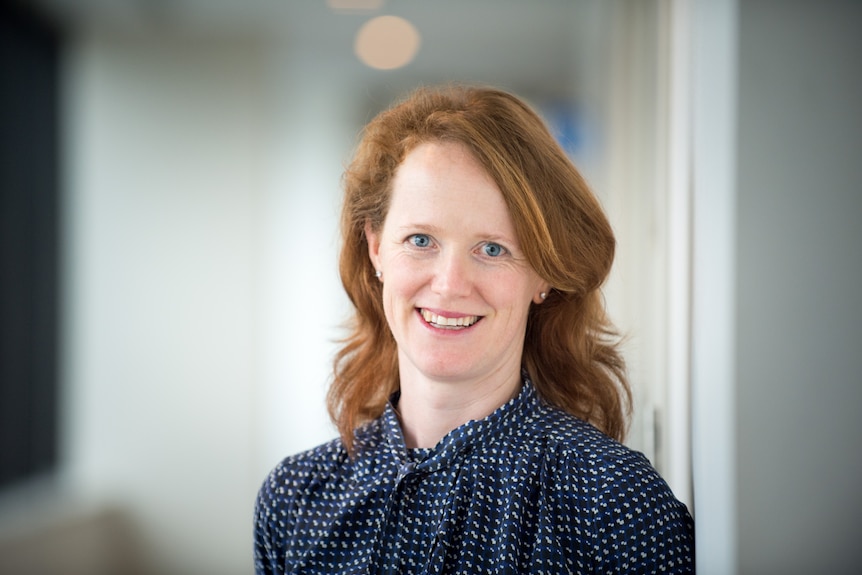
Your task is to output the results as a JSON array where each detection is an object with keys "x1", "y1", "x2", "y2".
[
  {"x1": 482, "y1": 242, "x2": 506, "y2": 257},
  {"x1": 409, "y1": 234, "x2": 431, "y2": 248}
]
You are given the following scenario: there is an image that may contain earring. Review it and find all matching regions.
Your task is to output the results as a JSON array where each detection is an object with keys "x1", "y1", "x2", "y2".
[
  {"x1": 540, "y1": 292, "x2": 547, "y2": 300},
  {"x1": 375, "y1": 270, "x2": 382, "y2": 279}
]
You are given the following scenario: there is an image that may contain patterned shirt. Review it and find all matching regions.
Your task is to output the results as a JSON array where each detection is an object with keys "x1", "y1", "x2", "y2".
[{"x1": 254, "y1": 377, "x2": 695, "y2": 574}]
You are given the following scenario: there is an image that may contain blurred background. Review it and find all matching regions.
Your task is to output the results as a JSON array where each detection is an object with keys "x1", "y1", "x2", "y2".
[{"x1": 1, "y1": 1, "x2": 859, "y2": 574}]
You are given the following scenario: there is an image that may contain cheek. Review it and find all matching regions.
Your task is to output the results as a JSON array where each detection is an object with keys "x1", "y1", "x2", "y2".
[
  {"x1": 486, "y1": 274, "x2": 539, "y2": 314},
  {"x1": 381, "y1": 266, "x2": 422, "y2": 311},
  {"x1": 384, "y1": 254, "x2": 429, "y2": 290}
]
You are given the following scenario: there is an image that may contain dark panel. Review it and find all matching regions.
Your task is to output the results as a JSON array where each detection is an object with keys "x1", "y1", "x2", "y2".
[{"x1": 0, "y1": 1, "x2": 61, "y2": 489}]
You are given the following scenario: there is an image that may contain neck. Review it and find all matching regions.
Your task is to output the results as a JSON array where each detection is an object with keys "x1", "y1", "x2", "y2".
[{"x1": 395, "y1": 369, "x2": 522, "y2": 449}]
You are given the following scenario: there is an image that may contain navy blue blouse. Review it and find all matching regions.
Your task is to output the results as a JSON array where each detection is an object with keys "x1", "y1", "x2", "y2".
[{"x1": 254, "y1": 378, "x2": 694, "y2": 574}]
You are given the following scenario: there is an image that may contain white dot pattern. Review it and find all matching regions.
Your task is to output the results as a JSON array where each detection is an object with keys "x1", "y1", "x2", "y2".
[{"x1": 254, "y1": 378, "x2": 694, "y2": 574}]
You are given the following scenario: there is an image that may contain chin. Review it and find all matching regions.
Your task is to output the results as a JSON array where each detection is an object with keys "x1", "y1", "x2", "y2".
[{"x1": 419, "y1": 362, "x2": 482, "y2": 382}]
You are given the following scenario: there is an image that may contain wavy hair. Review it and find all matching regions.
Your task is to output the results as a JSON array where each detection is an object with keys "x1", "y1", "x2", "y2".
[{"x1": 329, "y1": 84, "x2": 631, "y2": 452}]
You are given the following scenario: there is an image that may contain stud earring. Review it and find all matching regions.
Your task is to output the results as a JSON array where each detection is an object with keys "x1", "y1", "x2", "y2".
[
  {"x1": 540, "y1": 292, "x2": 547, "y2": 300},
  {"x1": 375, "y1": 270, "x2": 382, "y2": 279}
]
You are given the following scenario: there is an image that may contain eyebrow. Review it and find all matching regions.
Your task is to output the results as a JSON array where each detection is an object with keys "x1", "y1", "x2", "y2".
[{"x1": 394, "y1": 223, "x2": 441, "y2": 234}]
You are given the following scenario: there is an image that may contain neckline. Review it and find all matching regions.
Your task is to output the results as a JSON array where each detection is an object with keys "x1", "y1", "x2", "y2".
[{"x1": 381, "y1": 375, "x2": 536, "y2": 473}]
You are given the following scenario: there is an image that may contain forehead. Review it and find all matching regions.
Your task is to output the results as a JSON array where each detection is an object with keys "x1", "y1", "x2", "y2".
[
  {"x1": 389, "y1": 142, "x2": 509, "y2": 216},
  {"x1": 381, "y1": 142, "x2": 522, "y2": 247}
]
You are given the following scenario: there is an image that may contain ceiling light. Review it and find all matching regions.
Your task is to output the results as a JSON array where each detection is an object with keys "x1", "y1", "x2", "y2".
[{"x1": 354, "y1": 15, "x2": 421, "y2": 70}]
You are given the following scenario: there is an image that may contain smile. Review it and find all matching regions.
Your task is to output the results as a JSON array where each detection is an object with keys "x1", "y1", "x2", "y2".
[{"x1": 419, "y1": 309, "x2": 481, "y2": 329}]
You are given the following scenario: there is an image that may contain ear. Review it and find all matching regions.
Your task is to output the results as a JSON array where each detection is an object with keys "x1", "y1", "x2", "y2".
[
  {"x1": 365, "y1": 220, "x2": 382, "y2": 272},
  {"x1": 532, "y1": 285, "x2": 551, "y2": 304}
]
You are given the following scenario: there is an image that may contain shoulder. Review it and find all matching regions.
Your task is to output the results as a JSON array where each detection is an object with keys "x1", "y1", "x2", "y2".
[
  {"x1": 256, "y1": 418, "x2": 384, "y2": 510},
  {"x1": 518, "y1": 399, "x2": 638, "y2": 466},
  {"x1": 259, "y1": 438, "x2": 346, "y2": 498},
  {"x1": 524, "y1": 401, "x2": 682, "y2": 509},
  {"x1": 254, "y1": 436, "x2": 347, "y2": 539},
  {"x1": 520, "y1": 402, "x2": 695, "y2": 572},
  {"x1": 253, "y1": 419, "x2": 387, "y2": 572},
  {"x1": 253, "y1": 436, "x2": 347, "y2": 574}
]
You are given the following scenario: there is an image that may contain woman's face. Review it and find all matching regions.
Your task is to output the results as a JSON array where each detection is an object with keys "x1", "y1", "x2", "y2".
[{"x1": 366, "y1": 141, "x2": 548, "y2": 388}]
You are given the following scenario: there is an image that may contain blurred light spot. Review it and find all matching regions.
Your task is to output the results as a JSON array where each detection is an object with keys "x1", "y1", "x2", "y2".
[
  {"x1": 354, "y1": 16, "x2": 421, "y2": 70},
  {"x1": 327, "y1": 0, "x2": 385, "y2": 12}
]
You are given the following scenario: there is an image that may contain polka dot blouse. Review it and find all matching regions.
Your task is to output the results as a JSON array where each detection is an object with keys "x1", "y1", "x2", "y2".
[{"x1": 254, "y1": 377, "x2": 695, "y2": 574}]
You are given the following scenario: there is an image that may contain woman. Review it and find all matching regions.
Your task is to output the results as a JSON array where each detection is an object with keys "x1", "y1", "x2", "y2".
[{"x1": 254, "y1": 85, "x2": 694, "y2": 574}]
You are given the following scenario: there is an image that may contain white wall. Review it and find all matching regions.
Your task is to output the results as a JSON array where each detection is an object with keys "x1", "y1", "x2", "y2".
[
  {"x1": 690, "y1": 0, "x2": 739, "y2": 572},
  {"x1": 57, "y1": 30, "x2": 365, "y2": 574},
  {"x1": 62, "y1": 33, "x2": 268, "y2": 575},
  {"x1": 254, "y1": 48, "x2": 358, "y2": 477},
  {"x1": 690, "y1": 0, "x2": 862, "y2": 573},
  {"x1": 735, "y1": 1, "x2": 862, "y2": 572}
]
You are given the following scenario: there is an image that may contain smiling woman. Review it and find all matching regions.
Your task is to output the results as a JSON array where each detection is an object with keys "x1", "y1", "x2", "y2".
[
  {"x1": 335, "y1": 86, "x2": 626, "y2": 449},
  {"x1": 364, "y1": 141, "x2": 547, "y2": 447},
  {"x1": 254, "y1": 84, "x2": 694, "y2": 574}
]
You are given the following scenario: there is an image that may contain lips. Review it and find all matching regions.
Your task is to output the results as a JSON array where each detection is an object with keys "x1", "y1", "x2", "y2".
[{"x1": 419, "y1": 308, "x2": 481, "y2": 329}]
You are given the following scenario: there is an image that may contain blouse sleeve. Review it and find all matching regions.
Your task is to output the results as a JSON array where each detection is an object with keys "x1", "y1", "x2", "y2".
[
  {"x1": 592, "y1": 448, "x2": 694, "y2": 573},
  {"x1": 253, "y1": 464, "x2": 289, "y2": 575},
  {"x1": 252, "y1": 439, "x2": 348, "y2": 575},
  {"x1": 553, "y1": 443, "x2": 695, "y2": 574}
]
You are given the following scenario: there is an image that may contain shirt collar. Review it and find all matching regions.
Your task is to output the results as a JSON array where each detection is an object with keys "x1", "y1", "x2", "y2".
[{"x1": 381, "y1": 374, "x2": 538, "y2": 473}]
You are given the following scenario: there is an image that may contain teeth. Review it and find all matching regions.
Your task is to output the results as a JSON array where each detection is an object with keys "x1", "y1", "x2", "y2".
[{"x1": 421, "y1": 309, "x2": 479, "y2": 328}]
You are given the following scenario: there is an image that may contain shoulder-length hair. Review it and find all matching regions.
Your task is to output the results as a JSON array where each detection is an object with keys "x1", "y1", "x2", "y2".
[{"x1": 329, "y1": 84, "x2": 631, "y2": 452}]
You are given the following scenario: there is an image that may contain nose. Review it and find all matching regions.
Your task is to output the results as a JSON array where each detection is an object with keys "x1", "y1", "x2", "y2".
[{"x1": 431, "y1": 250, "x2": 473, "y2": 298}]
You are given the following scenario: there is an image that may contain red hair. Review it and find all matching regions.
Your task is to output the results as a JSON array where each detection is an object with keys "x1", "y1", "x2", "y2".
[{"x1": 330, "y1": 85, "x2": 630, "y2": 452}]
